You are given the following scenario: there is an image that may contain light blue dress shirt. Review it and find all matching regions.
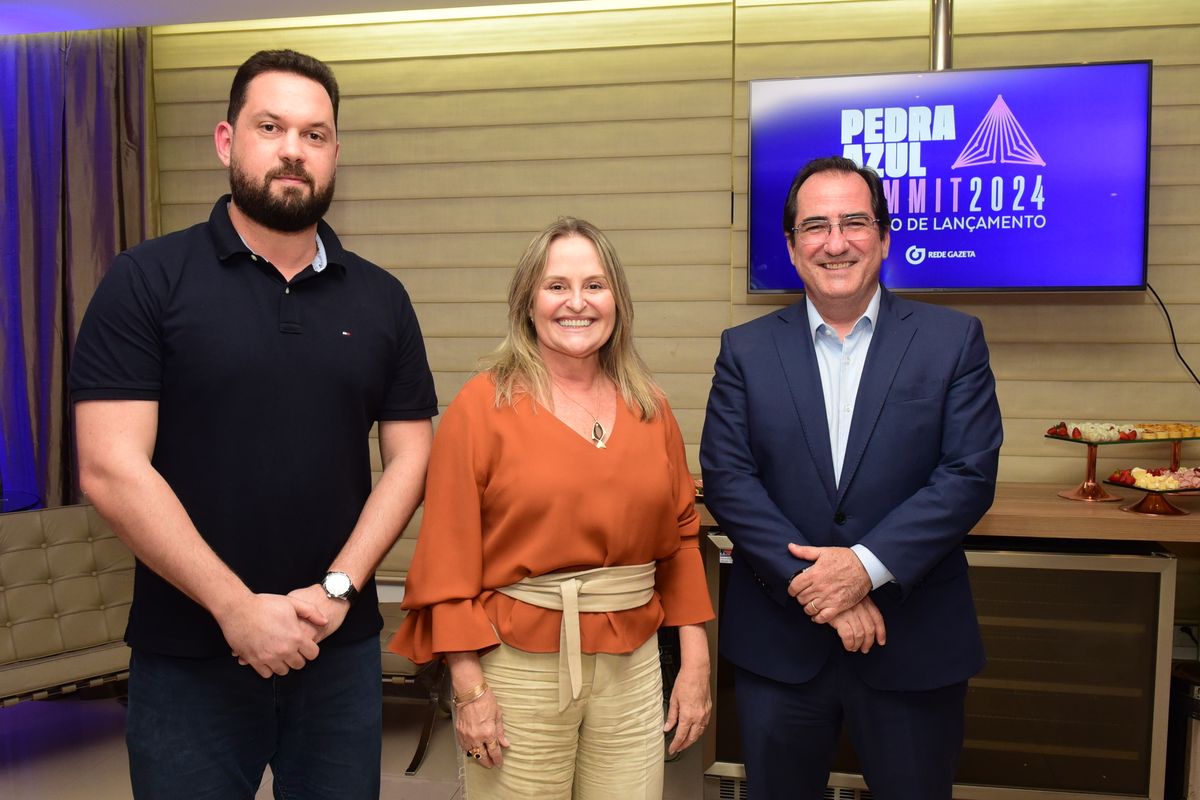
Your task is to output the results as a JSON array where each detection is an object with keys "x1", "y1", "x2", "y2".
[{"x1": 804, "y1": 286, "x2": 895, "y2": 590}]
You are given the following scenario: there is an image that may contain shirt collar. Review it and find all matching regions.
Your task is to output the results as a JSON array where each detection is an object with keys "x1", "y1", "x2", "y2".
[
  {"x1": 805, "y1": 284, "x2": 882, "y2": 342},
  {"x1": 234, "y1": 225, "x2": 328, "y2": 273},
  {"x1": 208, "y1": 194, "x2": 346, "y2": 274},
  {"x1": 313, "y1": 233, "x2": 328, "y2": 272}
]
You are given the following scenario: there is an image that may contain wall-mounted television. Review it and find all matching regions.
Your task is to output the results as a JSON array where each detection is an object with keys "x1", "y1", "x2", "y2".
[{"x1": 748, "y1": 61, "x2": 1152, "y2": 293}]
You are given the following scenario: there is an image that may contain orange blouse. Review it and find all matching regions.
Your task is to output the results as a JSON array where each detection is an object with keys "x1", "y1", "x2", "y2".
[{"x1": 390, "y1": 372, "x2": 713, "y2": 664}]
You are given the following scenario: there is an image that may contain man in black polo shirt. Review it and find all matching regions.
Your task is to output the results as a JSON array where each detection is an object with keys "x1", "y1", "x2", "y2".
[{"x1": 69, "y1": 50, "x2": 436, "y2": 799}]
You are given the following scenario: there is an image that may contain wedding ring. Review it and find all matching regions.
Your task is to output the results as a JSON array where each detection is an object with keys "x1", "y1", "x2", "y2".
[
  {"x1": 468, "y1": 747, "x2": 483, "y2": 759},
  {"x1": 808, "y1": 599, "x2": 818, "y2": 613}
]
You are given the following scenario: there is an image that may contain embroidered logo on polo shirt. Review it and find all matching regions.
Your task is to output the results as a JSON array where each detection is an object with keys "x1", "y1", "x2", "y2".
[{"x1": 341, "y1": 330, "x2": 353, "y2": 336}]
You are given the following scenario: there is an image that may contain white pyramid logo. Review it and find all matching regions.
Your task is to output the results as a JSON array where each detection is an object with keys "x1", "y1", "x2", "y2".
[{"x1": 951, "y1": 95, "x2": 1046, "y2": 169}]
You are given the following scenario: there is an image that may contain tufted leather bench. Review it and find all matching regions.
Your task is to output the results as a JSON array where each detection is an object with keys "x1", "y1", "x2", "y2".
[
  {"x1": 0, "y1": 502, "x2": 446, "y2": 775},
  {"x1": 0, "y1": 504, "x2": 134, "y2": 707}
]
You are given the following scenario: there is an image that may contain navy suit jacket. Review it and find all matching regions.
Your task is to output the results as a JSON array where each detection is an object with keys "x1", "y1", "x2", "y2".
[{"x1": 699, "y1": 288, "x2": 1002, "y2": 691}]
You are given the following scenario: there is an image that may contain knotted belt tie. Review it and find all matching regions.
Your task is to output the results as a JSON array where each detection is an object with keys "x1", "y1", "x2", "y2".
[{"x1": 495, "y1": 562, "x2": 656, "y2": 711}]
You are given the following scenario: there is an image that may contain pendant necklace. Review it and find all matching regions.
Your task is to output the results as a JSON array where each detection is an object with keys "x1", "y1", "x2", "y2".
[{"x1": 551, "y1": 378, "x2": 607, "y2": 448}]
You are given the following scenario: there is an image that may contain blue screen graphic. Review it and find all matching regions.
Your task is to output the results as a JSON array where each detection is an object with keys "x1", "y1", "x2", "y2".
[{"x1": 748, "y1": 62, "x2": 1151, "y2": 293}]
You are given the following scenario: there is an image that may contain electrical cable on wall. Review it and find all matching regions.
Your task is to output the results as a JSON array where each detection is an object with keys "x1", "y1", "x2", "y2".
[{"x1": 1147, "y1": 283, "x2": 1200, "y2": 390}]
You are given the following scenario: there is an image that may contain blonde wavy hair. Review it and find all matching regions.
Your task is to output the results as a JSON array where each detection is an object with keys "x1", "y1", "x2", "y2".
[{"x1": 482, "y1": 217, "x2": 661, "y2": 420}]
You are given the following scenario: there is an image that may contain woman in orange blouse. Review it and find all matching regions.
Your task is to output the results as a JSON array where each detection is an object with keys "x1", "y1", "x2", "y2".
[{"x1": 391, "y1": 217, "x2": 713, "y2": 798}]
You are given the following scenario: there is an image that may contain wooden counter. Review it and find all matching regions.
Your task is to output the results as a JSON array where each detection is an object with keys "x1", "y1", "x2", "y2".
[
  {"x1": 697, "y1": 481, "x2": 1200, "y2": 543},
  {"x1": 970, "y1": 482, "x2": 1199, "y2": 542}
]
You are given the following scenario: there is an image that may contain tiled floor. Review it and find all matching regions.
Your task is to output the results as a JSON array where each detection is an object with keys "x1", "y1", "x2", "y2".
[{"x1": 0, "y1": 691, "x2": 704, "y2": 799}]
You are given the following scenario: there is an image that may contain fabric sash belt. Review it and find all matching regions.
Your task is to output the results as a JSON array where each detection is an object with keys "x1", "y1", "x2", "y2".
[{"x1": 495, "y1": 562, "x2": 656, "y2": 711}]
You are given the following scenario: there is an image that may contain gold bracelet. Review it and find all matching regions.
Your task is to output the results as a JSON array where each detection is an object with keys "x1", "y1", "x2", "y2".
[{"x1": 453, "y1": 681, "x2": 490, "y2": 709}]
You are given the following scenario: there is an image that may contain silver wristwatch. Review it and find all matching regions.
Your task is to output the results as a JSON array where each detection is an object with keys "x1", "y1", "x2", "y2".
[{"x1": 321, "y1": 571, "x2": 358, "y2": 603}]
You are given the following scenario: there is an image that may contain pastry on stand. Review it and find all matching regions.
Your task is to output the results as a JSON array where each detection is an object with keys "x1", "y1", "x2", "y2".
[{"x1": 1044, "y1": 420, "x2": 1200, "y2": 504}]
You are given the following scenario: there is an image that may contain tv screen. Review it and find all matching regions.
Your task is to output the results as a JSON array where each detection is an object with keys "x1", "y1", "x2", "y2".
[{"x1": 748, "y1": 61, "x2": 1151, "y2": 293}]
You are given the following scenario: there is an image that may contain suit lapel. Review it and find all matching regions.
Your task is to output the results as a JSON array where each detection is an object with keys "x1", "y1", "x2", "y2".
[
  {"x1": 772, "y1": 300, "x2": 838, "y2": 503},
  {"x1": 837, "y1": 289, "x2": 916, "y2": 504}
]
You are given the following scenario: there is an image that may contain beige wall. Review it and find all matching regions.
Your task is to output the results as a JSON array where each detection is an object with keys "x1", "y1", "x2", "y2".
[{"x1": 150, "y1": 0, "x2": 1200, "y2": 575}]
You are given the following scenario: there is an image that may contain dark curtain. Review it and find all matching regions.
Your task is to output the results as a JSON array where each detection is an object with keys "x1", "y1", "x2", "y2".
[{"x1": 0, "y1": 28, "x2": 151, "y2": 507}]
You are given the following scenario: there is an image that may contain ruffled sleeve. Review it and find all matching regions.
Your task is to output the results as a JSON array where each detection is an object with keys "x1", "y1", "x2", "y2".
[
  {"x1": 388, "y1": 376, "x2": 501, "y2": 663},
  {"x1": 654, "y1": 399, "x2": 715, "y2": 627}
]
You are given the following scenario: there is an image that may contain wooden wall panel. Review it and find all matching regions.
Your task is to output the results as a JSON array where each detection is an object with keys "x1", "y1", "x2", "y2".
[
  {"x1": 154, "y1": 42, "x2": 735, "y2": 100},
  {"x1": 955, "y1": 26, "x2": 1200, "y2": 69},
  {"x1": 735, "y1": 0, "x2": 929, "y2": 44},
  {"x1": 736, "y1": 39, "x2": 931, "y2": 82},
  {"x1": 342, "y1": 227, "x2": 732, "y2": 269},
  {"x1": 954, "y1": 0, "x2": 1199, "y2": 34},
  {"x1": 1151, "y1": 145, "x2": 1200, "y2": 185},
  {"x1": 153, "y1": 4, "x2": 733, "y2": 68}
]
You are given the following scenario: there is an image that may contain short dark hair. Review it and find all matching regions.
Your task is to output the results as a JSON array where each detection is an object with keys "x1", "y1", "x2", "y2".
[
  {"x1": 782, "y1": 156, "x2": 890, "y2": 244},
  {"x1": 227, "y1": 49, "x2": 340, "y2": 127}
]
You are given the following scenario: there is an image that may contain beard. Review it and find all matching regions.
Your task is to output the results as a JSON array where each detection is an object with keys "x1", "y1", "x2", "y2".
[{"x1": 228, "y1": 159, "x2": 335, "y2": 233}]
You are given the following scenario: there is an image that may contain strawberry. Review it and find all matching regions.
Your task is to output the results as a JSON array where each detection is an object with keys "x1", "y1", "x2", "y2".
[{"x1": 1071, "y1": 427, "x2": 1082, "y2": 439}]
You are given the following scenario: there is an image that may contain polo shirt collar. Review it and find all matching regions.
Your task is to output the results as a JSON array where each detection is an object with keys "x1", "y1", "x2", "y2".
[{"x1": 208, "y1": 194, "x2": 349, "y2": 273}]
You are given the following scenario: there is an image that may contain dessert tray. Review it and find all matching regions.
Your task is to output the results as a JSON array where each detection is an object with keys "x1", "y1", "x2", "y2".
[
  {"x1": 1044, "y1": 420, "x2": 1200, "y2": 445},
  {"x1": 1102, "y1": 467, "x2": 1200, "y2": 516},
  {"x1": 1044, "y1": 420, "x2": 1200, "y2": 509}
]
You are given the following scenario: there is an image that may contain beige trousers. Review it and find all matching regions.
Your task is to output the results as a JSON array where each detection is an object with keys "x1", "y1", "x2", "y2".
[{"x1": 462, "y1": 636, "x2": 664, "y2": 800}]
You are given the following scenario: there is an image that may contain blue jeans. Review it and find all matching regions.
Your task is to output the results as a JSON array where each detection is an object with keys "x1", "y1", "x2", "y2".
[{"x1": 126, "y1": 635, "x2": 382, "y2": 800}]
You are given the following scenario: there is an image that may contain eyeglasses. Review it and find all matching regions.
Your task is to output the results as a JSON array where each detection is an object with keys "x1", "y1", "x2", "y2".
[{"x1": 791, "y1": 217, "x2": 879, "y2": 245}]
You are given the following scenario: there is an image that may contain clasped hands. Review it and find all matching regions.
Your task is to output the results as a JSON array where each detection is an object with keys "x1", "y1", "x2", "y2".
[
  {"x1": 787, "y1": 544, "x2": 886, "y2": 654},
  {"x1": 217, "y1": 585, "x2": 351, "y2": 678}
]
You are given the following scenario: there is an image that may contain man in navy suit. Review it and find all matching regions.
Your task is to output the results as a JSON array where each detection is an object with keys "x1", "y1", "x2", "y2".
[{"x1": 700, "y1": 156, "x2": 1002, "y2": 799}]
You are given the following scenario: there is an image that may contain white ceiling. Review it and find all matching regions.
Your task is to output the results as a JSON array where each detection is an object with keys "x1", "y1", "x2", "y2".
[{"x1": 0, "y1": 0, "x2": 548, "y2": 36}]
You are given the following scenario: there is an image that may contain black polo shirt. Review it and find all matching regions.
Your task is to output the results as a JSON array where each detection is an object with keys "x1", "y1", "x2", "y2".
[{"x1": 69, "y1": 196, "x2": 438, "y2": 657}]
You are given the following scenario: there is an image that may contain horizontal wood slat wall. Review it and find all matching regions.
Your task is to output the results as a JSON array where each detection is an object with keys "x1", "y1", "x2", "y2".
[
  {"x1": 152, "y1": 1, "x2": 733, "y2": 574},
  {"x1": 731, "y1": 0, "x2": 1200, "y2": 485},
  {"x1": 152, "y1": 0, "x2": 1200, "y2": 578}
]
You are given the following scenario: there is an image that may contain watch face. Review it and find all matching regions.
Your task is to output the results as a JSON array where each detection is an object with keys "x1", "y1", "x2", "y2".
[{"x1": 324, "y1": 572, "x2": 351, "y2": 597}]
